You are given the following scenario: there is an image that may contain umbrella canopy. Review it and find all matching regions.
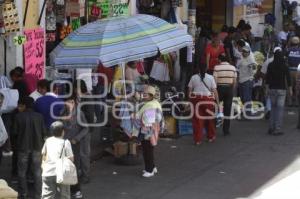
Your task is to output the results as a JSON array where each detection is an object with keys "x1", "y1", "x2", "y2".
[{"x1": 50, "y1": 14, "x2": 193, "y2": 69}]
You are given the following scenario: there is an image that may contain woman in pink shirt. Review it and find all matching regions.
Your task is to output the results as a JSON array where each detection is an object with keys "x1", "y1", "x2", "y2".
[{"x1": 205, "y1": 32, "x2": 225, "y2": 75}]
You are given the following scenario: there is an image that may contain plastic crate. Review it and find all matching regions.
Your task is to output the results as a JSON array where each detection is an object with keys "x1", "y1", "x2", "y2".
[{"x1": 177, "y1": 120, "x2": 193, "y2": 136}]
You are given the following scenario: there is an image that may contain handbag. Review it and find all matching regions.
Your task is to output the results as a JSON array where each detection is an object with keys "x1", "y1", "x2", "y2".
[
  {"x1": 0, "y1": 88, "x2": 19, "y2": 114},
  {"x1": 198, "y1": 74, "x2": 215, "y2": 99},
  {"x1": 0, "y1": 116, "x2": 8, "y2": 147},
  {"x1": 56, "y1": 141, "x2": 78, "y2": 185}
]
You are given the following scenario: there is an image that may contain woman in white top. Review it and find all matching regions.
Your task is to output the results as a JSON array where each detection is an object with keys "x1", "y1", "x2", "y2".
[
  {"x1": 188, "y1": 67, "x2": 219, "y2": 145},
  {"x1": 41, "y1": 121, "x2": 74, "y2": 199}
]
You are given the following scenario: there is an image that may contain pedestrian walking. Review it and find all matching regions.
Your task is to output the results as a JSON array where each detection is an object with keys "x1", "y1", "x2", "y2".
[
  {"x1": 60, "y1": 95, "x2": 88, "y2": 198},
  {"x1": 266, "y1": 47, "x2": 292, "y2": 135},
  {"x1": 74, "y1": 80, "x2": 94, "y2": 184},
  {"x1": 205, "y1": 32, "x2": 225, "y2": 75},
  {"x1": 287, "y1": 36, "x2": 300, "y2": 106},
  {"x1": 41, "y1": 121, "x2": 74, "y2": 199},
  {"x1": 188, "y1": 66, "x2": 219, "y2": 145},
  {"x1": 132, "y1": 86, "x2": 164, "y2": 178},
  {"x1": 223, "y1": 26, "x2": 237, "y2": 65},
  {"x1": 214, "y1": 55, "x2": 237, "y2": 136},
  {"x1": 35, "y1": 82, "x2": 64, "y2": 131},
  {"x1": 237, "y1": 46, "x2": 257, "y2": 118},
  {"x1": 30, "y1": 79, "x2": 48, "y2": 101},
  {"x1": 12, "y1": 97, "x2": 47, "y2": 199}
]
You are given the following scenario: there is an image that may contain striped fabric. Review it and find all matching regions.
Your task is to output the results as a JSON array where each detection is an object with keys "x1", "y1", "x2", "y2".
[
  {"x1": 213, "y1": 62, "x2": 237, "y2": 85},
  {"x1": 50, "y1": 14, "x2": 193, "y2": 69}
]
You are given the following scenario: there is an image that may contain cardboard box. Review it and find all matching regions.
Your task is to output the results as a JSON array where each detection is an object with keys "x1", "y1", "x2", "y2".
[
  {"x1": 128, "y1": 142, "x2": 137, "y2": 155},
  {"x1": 113, "y1": 141, "x2": 128, "y2": 158}
]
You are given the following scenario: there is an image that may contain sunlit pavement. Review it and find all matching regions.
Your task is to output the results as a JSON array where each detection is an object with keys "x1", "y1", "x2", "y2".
[{"x1": 1, "y1": 108, "x2": 300, "y2": 199}]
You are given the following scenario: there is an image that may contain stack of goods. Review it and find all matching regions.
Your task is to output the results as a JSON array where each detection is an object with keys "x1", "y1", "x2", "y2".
[{"x1": 1, "y1": 1, "x2": 20, "y2": 34}]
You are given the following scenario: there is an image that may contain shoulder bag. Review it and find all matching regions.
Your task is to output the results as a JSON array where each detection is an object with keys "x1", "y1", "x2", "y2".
[{"x1": 56, "y1": 141, "x2": 78, "y2": 185}]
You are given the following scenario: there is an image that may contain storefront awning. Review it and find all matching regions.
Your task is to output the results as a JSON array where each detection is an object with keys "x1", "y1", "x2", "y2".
[{"x1": 234, "y1": 0, "x2": 264, "y2": 6}]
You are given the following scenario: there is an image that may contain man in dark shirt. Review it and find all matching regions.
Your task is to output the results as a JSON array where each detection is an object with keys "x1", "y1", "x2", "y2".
[
  {"x1": 266, "y1": 48, "x2": 292, "y2": 135},
  {"x1": 223, "y1": 26, "x2": 237, "y2": 65},
  {"x1": 74, "y1": 80, "x2": 94, "y2": 184},
  {"x1": 287, "y1": 36, "x2": 300, "y2": 106},
  {"x1": 35, "y1": 82, "x2": 64, "y2": 131},
  {"x1": 12, "y1": 97, "x2": 46, "y2": 199}
]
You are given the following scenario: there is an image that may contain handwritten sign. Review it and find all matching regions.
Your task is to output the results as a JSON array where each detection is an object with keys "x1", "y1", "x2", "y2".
[
  {"x1": 13, "y1": 35, "x2": 26, "y2": 45},
  {"x1": 24, "y1": 28, "x2": 45, "y2": 80},
  {"x1": 111, "y1": 3, "x2": 128, "y2": 17},
  {"x1": 88, "y1": 0, "x2": 110, "y2": 19}
]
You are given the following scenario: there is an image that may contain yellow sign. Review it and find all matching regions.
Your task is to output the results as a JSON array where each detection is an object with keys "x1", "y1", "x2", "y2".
[{"x1": 13, "y1": 35, "x2": 26, "y2": 45}]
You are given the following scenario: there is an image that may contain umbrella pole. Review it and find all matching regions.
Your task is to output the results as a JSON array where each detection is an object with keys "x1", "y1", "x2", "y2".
[{"x1": 121, "y1": 62, "x2": 127, "y2": 100}]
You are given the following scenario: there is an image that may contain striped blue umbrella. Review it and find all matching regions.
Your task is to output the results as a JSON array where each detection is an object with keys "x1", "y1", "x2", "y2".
[{"x1": 50, "y1": 14, "x2": 193, "y2": 69}]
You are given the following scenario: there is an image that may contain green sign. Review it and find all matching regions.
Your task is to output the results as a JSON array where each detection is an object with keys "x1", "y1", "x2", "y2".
[
  {"x1": 71, "y1": 18, "x2": 81, "y2": 31},
  {"x1": 88, "y1": 0, "x2": 110, "y2": 19},
  {"x1": 111, "y1": 3, "x2": 128, "y2": 17},
  {"x1": 13, "y1": 35, "x2": 26, "y2": 45}
]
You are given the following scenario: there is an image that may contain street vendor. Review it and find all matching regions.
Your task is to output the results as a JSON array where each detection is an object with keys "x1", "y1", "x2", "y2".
[{"x1": 132, "y1": 86, "x2": 164, "y2": 178}]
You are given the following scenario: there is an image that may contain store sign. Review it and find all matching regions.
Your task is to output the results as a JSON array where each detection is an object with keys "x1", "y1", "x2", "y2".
[
  {"x1": 234, "y1": 0, "x2": 264, "y2": 6},
  {"x1": 88, "y1": 0, "x2": 110, "y2": 19},
  {"x1": 111, "y1": 3, "x2": 128, "y2": 17},
  {"x1": 71, "y1": 18, "x2": 81, "y2": 31},
  {"x1": 13, "y1": 35, "x2": 26, "y2": 45},
  {"x1": 24, "y1": 28, "x2": 45, "y2": 80}
]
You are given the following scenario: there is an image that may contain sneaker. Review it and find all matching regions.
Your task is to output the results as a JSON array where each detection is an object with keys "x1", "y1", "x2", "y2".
[
  {"x1": 73, "y1": 191, "x2": 83, "y2": 199},
  {"x1": 143, "y1": 167, "x2": 158, "y2": 174},
  {"x1": 2, "y1": 151, "x2": 13, "y2": 157},
  {"x1": 142, "y1": 171, "x2": 154, "y2": 178}
]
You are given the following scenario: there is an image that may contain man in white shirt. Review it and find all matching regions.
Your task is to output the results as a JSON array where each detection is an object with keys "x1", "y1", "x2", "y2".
[
  {"x1": 30, "y1": 79, "x2": 48, "y2": 101},
  {"x1": 237, "y1": 46, "x2": 257, "y2": 117}
]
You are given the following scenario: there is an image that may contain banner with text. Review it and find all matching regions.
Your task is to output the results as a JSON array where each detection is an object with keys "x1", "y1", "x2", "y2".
[{"x1": 24, "y1": 28, "x2": 45, "y2": 80}]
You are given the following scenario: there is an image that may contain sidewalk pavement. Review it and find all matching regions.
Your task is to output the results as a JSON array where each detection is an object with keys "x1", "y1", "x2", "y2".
[{"x1": 1, "y1": 108, "x2": 300, "y2": 199}]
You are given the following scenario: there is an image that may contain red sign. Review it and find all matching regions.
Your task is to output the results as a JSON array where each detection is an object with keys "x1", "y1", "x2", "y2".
[{"x1": 24, "y1": 28, "x2": 45, "y2": 80}]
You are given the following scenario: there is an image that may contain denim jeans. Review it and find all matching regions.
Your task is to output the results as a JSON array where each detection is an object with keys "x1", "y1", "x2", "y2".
[
  {"x1": 42, "y1": 176, "x2": 70, "y2": 199},
  {"x1": 239, "y1": 80, "x2": 253, "y2": 116},
  {"x1": 93, "y1": 84, "x2": 106, "y2": 124},
  {"x1": 269, "y1": 89, "x2": 286, "y2": 132},
  {"x1": 80, "y1": 133, "x2": 91, "y2": 179},
  {"x1": 18, "y1": 151, "x2": 42, "y2": 199}
]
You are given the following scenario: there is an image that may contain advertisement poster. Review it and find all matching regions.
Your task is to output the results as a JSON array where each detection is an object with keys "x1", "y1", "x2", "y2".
[{"x1": 24, "y1": 28, "x2": 45, "y2": 80}]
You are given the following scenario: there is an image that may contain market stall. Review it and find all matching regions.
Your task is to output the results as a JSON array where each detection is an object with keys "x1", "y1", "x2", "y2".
[{"x1": 50, "y1": 14, "x2": 193, "y2": 161}]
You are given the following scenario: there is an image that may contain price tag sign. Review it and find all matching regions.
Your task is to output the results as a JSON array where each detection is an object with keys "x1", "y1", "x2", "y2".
[
  {"x1": 13, "y1": 35, "x2": 26, "y2": 45},
  {"x1": 71, "y1": 18, "x2": 81, "y2": 31},
  {"x1": 88, "y1": 0, "x2": 109, "y2": 19},
  {"x1": 111, "y1": 3, "x2": 128, "y2": 17}
]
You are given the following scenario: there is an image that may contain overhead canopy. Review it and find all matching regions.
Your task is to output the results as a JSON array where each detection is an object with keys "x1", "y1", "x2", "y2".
[{"x1": 50, "y1": 14, "x2": 193, "y2": 69}]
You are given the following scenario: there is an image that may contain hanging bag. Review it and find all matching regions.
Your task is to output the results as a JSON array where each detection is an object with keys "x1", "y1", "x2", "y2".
[
  {"x1": 0, "y1": 88, "x2": 19, "y2": 114},
  {"x1": 56, "y1": 141, "x2": 78, "y2": 185},
  {"x1": 0, "y1": 116, "x2": 8, "y2": 147}
]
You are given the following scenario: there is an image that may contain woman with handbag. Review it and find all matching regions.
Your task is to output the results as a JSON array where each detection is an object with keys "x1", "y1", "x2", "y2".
[
  {"x1": 132, "y1": 86, "x2": 164, "y2": 178},
  {"x1": 188, "y1": 66, "x2": 220, "y2": 145},
  {"x1": 41, "y1": 121, "x2": 74, "y2": 199}
]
